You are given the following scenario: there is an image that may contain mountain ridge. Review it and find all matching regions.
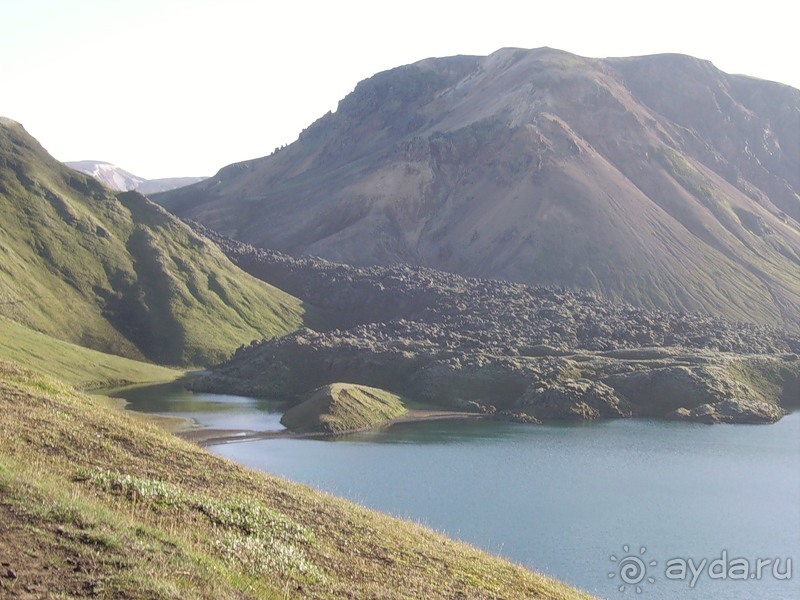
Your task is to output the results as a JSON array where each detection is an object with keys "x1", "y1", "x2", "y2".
[{"x1": 156, "y1": 48, "x2": 800, "y2": 329}]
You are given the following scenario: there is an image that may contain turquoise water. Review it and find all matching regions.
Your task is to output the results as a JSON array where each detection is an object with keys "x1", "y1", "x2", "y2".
[{"x1": 113, "y1": 383, "x2": 799, "y2": 599}]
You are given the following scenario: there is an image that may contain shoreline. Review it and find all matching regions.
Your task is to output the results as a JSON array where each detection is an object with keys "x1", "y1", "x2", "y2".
[
  {"x1": 177, "y1": 409, "x2": 488, "y2": 447},
  {"x1": 104, "y1": 379, "x2": 797, "y2": 449}
]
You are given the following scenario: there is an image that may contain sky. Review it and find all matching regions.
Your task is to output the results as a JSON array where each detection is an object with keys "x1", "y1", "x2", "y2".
[{"x1": 1, "y1": 0, "x2": 797, "y2": 179}]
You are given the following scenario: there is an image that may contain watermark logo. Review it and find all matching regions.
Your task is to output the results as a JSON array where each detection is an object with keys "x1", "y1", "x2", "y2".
[
  {"x1": 608, "y1": 545, "x2": 793, "y2": 593},
  {"x1": 608, "y1": 545, "x2": 657, "y2": 593}
]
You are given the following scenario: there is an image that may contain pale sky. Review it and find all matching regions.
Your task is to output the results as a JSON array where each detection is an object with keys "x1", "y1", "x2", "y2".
[{"x1": 1, "y1": 0, "x2": 797, "y2": 179}]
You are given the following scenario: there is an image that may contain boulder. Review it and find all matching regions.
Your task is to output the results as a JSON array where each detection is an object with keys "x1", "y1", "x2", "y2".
[
  {"x1": 520, "y1": 379, "x2": 634, "y2": 420},
  {"x1": 666, "y1": 399, "x2": 786, "y2": 424}
]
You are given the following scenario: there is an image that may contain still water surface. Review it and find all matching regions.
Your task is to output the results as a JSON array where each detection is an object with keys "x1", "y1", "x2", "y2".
[{"x1": 114, "y1": 382, "x2": 799, "y2": 599}]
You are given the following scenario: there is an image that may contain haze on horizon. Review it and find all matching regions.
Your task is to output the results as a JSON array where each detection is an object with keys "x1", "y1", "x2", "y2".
[{"x1": 2, "y1": 0, "x2": 797, "y2": 179}]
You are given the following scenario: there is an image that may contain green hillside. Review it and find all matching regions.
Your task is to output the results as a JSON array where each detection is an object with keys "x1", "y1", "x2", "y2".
[
  {"x1": 0, "y1": 317, "x2": 180, "y2": 389},
  {"x1": 0, "y1": 117, "x2": 304, "y2": 365}
]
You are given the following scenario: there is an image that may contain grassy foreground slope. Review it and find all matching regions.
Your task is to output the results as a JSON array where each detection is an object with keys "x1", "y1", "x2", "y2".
[
  {"x1": 0, "y1": 117, "x2": 303, "y2": 366},
  {"x1": 0, "y1": 317, "x2": 180, "y2": 389},
  {"x1": 0, "y1": 360, "x2": 592, "y2": 599}
]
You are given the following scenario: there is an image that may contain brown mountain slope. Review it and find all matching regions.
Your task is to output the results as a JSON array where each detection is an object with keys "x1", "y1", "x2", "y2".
[{"x1": 156, "y1": 48, "x2": 800, "y2": 329}]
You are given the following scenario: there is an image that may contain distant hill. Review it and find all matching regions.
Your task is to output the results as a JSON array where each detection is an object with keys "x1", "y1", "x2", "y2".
[
  {"x1": 66, "y1": 159, "x2": 206, "y2": 194},
  {"x1": 65, "y1": 160, "x2": 144, "y2": 191},
  {"x1": 136, "y1": 176, "x2": 209, "y2": 195},
  {"x1": 156, "y1": 48, "x2": 800, "y2": 330},
  {"x1": 0, "y1": 117, "x2": 304, "y2": 365}
]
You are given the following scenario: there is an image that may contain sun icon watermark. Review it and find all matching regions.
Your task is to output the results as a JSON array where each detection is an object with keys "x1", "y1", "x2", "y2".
[{"x1": 608, "y1": 545, "x2": 657, "y2": 593}]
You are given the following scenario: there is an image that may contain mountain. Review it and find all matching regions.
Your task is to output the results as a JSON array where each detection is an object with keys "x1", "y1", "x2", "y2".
[
  {"x1": 66, "y1": 159, "x2": 206, "y2": 194},
  {"x1": 156, "y1": 48, "x2": 800, "y2": 330},
  {"x1": 0, "y1": 117, "x2": 304, "y2": 365},
  {"x1": 65, "y1": 160, "x2": 144, "y2": 191}
]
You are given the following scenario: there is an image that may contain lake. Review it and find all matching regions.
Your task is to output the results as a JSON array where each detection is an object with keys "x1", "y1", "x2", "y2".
[{"x1": 112, "y1": 381, "x2": 799, "y2": 599}]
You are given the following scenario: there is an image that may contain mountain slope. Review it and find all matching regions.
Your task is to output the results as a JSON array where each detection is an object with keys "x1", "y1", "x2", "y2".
[
  {"x1": 0, "y1": 117, "x2": 304, "y2": 365},
  {"x1": 157, "y1": 48, "x2": 800, "y2": 329}
]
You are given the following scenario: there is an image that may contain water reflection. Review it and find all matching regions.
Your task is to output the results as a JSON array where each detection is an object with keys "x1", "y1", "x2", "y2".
[{"x1": 104, "y1": 379, "x2": 286, "y2": 432}]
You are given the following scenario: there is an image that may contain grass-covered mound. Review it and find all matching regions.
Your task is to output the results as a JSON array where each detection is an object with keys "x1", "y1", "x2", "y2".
[
  {"x1": 281, "y1": 383, "x2": 408, "y2": 434},
  {"x1": 0, "y1": 360, "x2": 593, "y2": 599},
  {"x1": 0, "y1": 117, "x2": 304, "y2": 366}
]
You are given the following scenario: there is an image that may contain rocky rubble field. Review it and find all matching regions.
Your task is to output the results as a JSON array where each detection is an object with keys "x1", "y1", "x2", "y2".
[{"x1": 194, "y1": 226, "x2": 800, "y2": 424}]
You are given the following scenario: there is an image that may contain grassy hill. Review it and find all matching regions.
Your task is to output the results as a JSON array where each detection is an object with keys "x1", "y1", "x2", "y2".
[
  {"x1": 0, "y1": 117, "x2": 304, "y2": 366},
  {"x1": 281, "y1": 383, "x2": 408, "y2": 433},
  {"x1": 0, "y1": 360, "x2": 593, "y2": 599}
]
